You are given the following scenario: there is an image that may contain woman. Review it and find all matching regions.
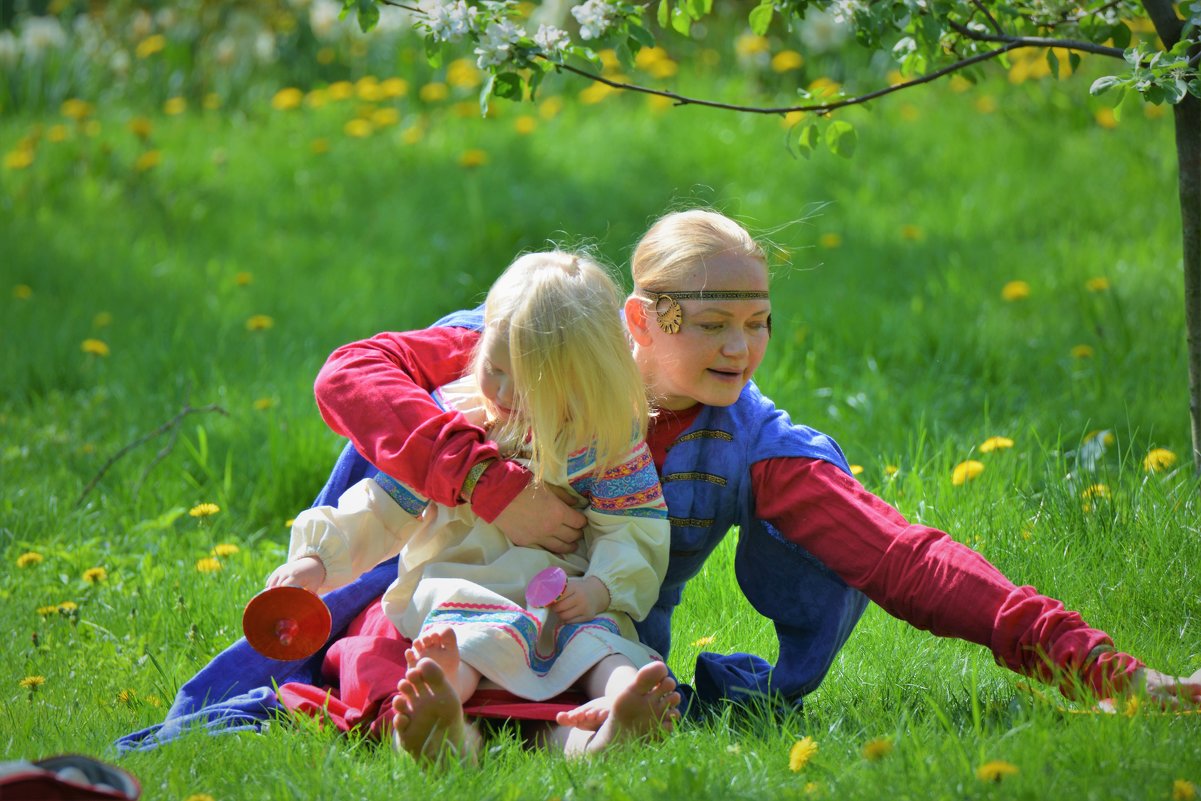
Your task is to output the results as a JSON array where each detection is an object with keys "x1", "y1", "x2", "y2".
[{"x1": 312, "y1": 208, "x2": 1201, "y2": 711}]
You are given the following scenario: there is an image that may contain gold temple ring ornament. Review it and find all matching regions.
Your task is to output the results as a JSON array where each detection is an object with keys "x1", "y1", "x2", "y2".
[
  {"x1": 640, "y1": 289, "x2": 771, "y2": 335},
  {"x1": 655, "y1": 295, "x2": 682, "y2": 334}
]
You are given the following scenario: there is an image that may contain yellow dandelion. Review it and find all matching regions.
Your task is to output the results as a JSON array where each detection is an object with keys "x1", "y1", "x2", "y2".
[
  {"x1": 195, "y1": 557, "x2": 222, "y2": 573},
  {"x1": 646, "y1": 94, "x2": 674, "y2": 112},
  {"x1": 344, "y1": 118, "x2": 374, "y2": 138},
  {"x1": 13, "y1": 284, "x2": 33, "y2": 299},
  {"x1": 900, "y1": 224, "x2": 924, "y2": 241},
  {"x1": 849, "y1": 464, "x2": 864, "y2": 476},
  {"x1": 19, "y1": 675, "x2": 46, "y2": 690},
  {"x1": 976, "y1": 760, "x2": 1019, "y2": 782},
  {"x1": 1001, "y1": 280, "x2": 1030, "y2": 301},
  {"x1": 381, "y1": 77, "x2": 409, "y2": 98},
  {"x1": 539, "y1": 96, "x2": 563, "y2": 120},
  {"x1": 46, "y1": 124, "x2": 69, "y2": 143},
  {"x1": 1095, "y1": 107, "x2": 1118, "y2": 129},
  {"x1": 1146, "y1": 103, "x2": 1167, "y2": 119},
  {"x1": 82, "y1": 566, "x2": 107, "y2": 584},
  {"x1": 212, "y1": 543, "x2": 240, "y2": 557},
  {"x1": 948, "y1": 74, "x2": 973, "y2": 92},
  {"x1": 253, "y1": 397, "x2": 274, "y2": 411},
  {"x1": 887, "y1": 70, "x2": 905, "y2": 86},
  {"x1": 81, "y1": 339, "x2": 110, "y2": 357},
  {"x1": 145, "y1": 694, "x2": 163, "y2": 707},
  {"x1": 136, "y1": 33, "x2": 166, "y2": 59},
  {"x1": 780, "y1": 110, "x2": 805, "y2": 128},
  {"x1": 1085, "y1": 430, "x2": 1116, "y2": 447},
  {"x1": 310, "y1": 138, "x2": 330, "y2": 155},
  {"x1": 5, "y1": 148, "x2": 35, "y2": 170},
  {"x1": 1081, "y1": 484, "x2": 1110, "y2": 499},
  {"x1": 356, "y1": 76, "x2": 383, "y2": 102},
  {"x1": 189, "y1": 502, "x2": 220, "y2": 518},
  {"x1": 245, "y1": 314, "x2": 274, "y2": 331},
  {"x1": 789, "y1": 736, "x2": 818, "y2": 771},
  {"x1": 1085, "y1": 276, "x2": 1110, "y2": 292},
  {"x1": 635, "y1": 47, "x2": 669, "y2": 69},
  {"x1": 979, "y1": 436, "x2": 1014, "y2": 453},
  {"x1": 819, "y1": 232, "x2": 842, "y2": 249},
  {"x1": 883, "y1": 464, "x2": 899, "y2": 478},
  {"x1": 61, "y1": 98, "x2": 94, "y2": 120},
  {"x1": 57, "y1": 601, "x2": 77, "y2": 612},
  {"x1": 1021, "y1": 528, "x2": 1033, "y2": 540},
  {"x1": 735, "y1": 34, "x2": 770, "y2": 57},
  {"x1": 771, "y1": 50, "x2": 804, "y2": 72},
  {"x1": 17, "y1": 552, "x2": 45, "y2": 568},
  {"x1": 1173, "y1": 779, "x2": 1197, "y2": 801},
  {"x1": 203, "y1": 93, "x2": 222, "y2": 111},
  {"x1": 975, "y1": 95, "x2": 998, "y2": 113},
  {"x1": 514, "y1": 115, "x2": 537, "y2": 135},
  {"x1": 861, "y1": 737, "x2": 893, "y2": 761},
  {"x1": 419, "y1": 82, "x2": 449, "y2": 103},
  {"x1": 1071, "y1": 344, "x2": 1095, "y2": 359},
  {"x1": 328, "y1": 80, "x2": 354, "y2": 101},
  {"x1": 134, "y1": 150, "x2": 161, "y2": 172},
  {"x1": 447, "y1": 58, "x2": 482, "y2": 89},
  {"x1": 272, "y1": 87, "x2": 304, "y2": 111},
  {"x1": 1123, "y1": 696, "x2": 1140, "y2": 716},
  {"x1": 596, "y1": 49, "x2": 620, "y2": 71},
  {"x1": 234, "y1": 271, "x2": 253, "y2": 287},
  {"x1": 579, "y1": 82, "x2": 619, "y2": 104},
  {"x1": 952, "y1": 460, "x2": 985, "y2": 486},
  {"x1": 1143, "y1": 448, "x2": 1178, "y2": 473},
  {"x1": 37, "y1": 605, "x2": 59, "y2": 617},
  {"x1": 163, "y1": 96, "x2": 187, "y2": 116},
  {"x1": 128, "y1": 116, "x2": 153, "y2": 140},
  {"x1": 372, "y1": 107, "x2": 400, "y2": 127},
  {"x1": 117, "y1": 688, "x2": 136, "y2": 704},
  {"x1": 459, "y1": 149, "x2": 488, "y2": 168},
  {"x1": 803, "y1": 783, "x2": 820, "y2": 796},
  {"x1": 690, "y1": 635, "x2": 716, "y2": 647},
  {"x1": 93, "y1": 311, "x2": 112, "y2": 327}
]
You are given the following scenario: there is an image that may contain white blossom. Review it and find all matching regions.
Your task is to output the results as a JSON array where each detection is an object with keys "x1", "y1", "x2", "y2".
[
  {"x1": 829, "y1": 0, "x2": 864, "y2": 25},
  {"x1": 799, "y1": 9, "x2": 849, "y2": 54},
  {"x1": 254, "y1": 31, "x2": 277, "y2": 63},
  {"x1": 571, "y1": 0, "x2": 617, "y2": 40},
  {"x1": 534, "y1": 24, "x2": 570, "y2": 54},
  {"x1": 309, "y1": 0, "x2": 342, "y2": 40},
  {"x1": 19, "y1": 16, "x2": 66, "y2": 58},
  {"x1": 0, "y1": 31, "x2": 18, "y2": 68},
  {"x1": 417, "y1": 0, "x2": 479, "y2": 43},
  {"x1": 475, "y1": 18, "x2": 525, "y2": 68}
]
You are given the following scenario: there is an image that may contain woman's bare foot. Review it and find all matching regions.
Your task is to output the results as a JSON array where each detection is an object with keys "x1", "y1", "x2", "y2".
[
  {"x1": 570, "y1": 662, "x2": 681, "y2": 756},
  {"x1": 391, "y1": 658, "x2": 479, "y2": 767}
]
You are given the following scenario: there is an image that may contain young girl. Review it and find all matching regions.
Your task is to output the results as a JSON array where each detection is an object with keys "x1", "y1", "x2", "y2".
[{"x1": 266, "y1": 251, "x2": 679, "y2": 763}]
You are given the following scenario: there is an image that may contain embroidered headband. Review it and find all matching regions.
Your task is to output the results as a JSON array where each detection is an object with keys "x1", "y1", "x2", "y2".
[{"x1": 637, "y1": 289, "x2": 771, "y2": 334}]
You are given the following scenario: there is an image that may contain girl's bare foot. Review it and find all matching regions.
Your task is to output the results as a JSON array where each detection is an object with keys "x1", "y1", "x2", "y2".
[
  {"x1": 571, "y1": 662, "x2": 681, "y2": 756},
  {"x1": 555, "y1": 696, "x2": 611, "y2": 731},
  {"x1": 391, "y1": 658, "x2": 479, "y2": 767},
  {"x1": 405, "y1": 625, "x2": 463, "y2": 680}
]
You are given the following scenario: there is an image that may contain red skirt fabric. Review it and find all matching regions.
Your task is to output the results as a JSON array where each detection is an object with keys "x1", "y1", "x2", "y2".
[{"x1": 277, "y1": 596, "x2": 586, "y2": 739}]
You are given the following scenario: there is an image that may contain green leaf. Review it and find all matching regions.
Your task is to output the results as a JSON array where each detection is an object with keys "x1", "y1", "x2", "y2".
[
  {"x1": 670, "y1": 6, "x2": 692, "y2": 35},
  {"x1": 493, "y1": 72, "x2": 523, "y2": 100},
  {"x1": 658, "y1": 0, "x2": 671, "y2": 29},
  {"x1": 479, "y1": 74, "x2": 494, "y2": 116},
  {"x1": 424, "y1": 37, "x2": 444, "y2": 69},
  {"x1": 825, "y1": 120, "x2": 857, "y2": 158},
  {"x1": 1090, "y1": 75, "x2": 1122, "y2": 96},
  {"x1": 749, "y1": 2, "x2": 774, "y2": 36},
  {"x1": 355, "y1": 0, "x2": 379, "y2": 33},
  {"x1": 685, "y1": 0, "x2": 706, "y2": 20},
  {"x1": 1069, "y1": 52, "x2": 1081, "y2": 72},
  {"x1": 1111, "y1": 22, "x2": 1132, "y2": 50},
  {"x1": 616, "y1": 41, "x2": 636, "y2": 71},
  {"x1": 1046, "y1": 49, "x2": 1059, "y2": 80},
  {"x1": 628, "y1": 23, "x2": 656, "y2": 49},
  {"x1": 795, "y1": 122, "x2": 819, "y2": 159},
  {"x1": 528, "y1": 69, "x2": 545, "y2": 101}
]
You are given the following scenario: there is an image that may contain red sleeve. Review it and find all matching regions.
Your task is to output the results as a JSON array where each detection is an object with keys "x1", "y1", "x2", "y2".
[
  {"x1": 313, "y1": 327, "x2": 530, "y2": 521},
  {"x1": 751, "y1": 457, "x2": 1143, "y2": 697}
]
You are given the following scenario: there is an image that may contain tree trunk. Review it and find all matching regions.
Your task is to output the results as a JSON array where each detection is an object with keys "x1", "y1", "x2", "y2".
[{"x1": 1174, "y1": 94, "x2": 1201, "y2": 473}]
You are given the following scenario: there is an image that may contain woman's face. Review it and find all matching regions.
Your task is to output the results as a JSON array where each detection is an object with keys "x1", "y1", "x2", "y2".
[{"x1": 629, "y1": 252, "x2": 771, "y2": 410}]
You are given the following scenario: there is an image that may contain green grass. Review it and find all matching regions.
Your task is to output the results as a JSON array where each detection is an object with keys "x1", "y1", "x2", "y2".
[{"x1": 3, "y1": 64, "x2": 1200, "y2": 800}]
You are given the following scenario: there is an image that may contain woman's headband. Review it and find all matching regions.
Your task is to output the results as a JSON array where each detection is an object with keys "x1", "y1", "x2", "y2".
[{"x1": 637, "y1": 289, "x2": 771, "y2": 334}]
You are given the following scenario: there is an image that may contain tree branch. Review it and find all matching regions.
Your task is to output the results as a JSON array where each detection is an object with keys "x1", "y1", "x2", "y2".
[
  {"x1": 946, "y1": 18, "x2": 1128, "y2": 58},
  {"x1": 970, "y1": 0, "x2": 1006, "y2": 35},
  {"x1": 1141, "y1": 0, "x2": 1184, "y2": 49},
  {"x1": 73, "y1": 403, "x2": 229, "y2": 509}
]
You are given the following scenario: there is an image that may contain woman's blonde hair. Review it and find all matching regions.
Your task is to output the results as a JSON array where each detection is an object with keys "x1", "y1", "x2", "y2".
[
  {"x1": 631, "y1": 209, "x2": 767, "y2": 292},
  {"x1": 476, "y1": 251, "x2": 647, "y2": 482}
]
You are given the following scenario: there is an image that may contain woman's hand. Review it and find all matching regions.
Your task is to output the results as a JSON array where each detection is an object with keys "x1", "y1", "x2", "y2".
[
  {"x1": 494, "y1": 482, "x2": 587, "y2": 554},
  {"x1": 1136, "y1": 667, "x2": 1201, "y2": 708},
  {"x1": 265, "y1": 556, "x2": 326, "y2": 592},
  {"x1": 550, "y1": 576, "x2": 611, "y2": 623}
]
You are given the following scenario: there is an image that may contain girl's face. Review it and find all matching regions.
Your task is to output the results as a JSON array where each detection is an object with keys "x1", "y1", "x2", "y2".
[
  {"x1": 628, "y1": 252, "x2": 771, "y2": 410},
  {"x1": 477, "y1": 328, "x2": 518, "y2": 419}
]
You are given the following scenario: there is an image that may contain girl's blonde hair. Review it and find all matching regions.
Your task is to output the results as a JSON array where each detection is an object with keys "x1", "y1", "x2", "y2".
[
  {"x1": 631, "y1": 209, "x2": 767, "y2": 291},
  {"x1": 476, "y1": 251, "x2": 647, "y2": 482}
]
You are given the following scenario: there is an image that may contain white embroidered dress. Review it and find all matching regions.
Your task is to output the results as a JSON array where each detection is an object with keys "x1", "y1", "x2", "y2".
[{"x1": 288, "y1": 376, "x2": 670, "y2": 700}]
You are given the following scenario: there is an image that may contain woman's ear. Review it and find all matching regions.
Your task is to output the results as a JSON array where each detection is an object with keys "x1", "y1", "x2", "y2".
[{"x1": 624, "y1": 296, "x2": 654, "y2": 346}]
